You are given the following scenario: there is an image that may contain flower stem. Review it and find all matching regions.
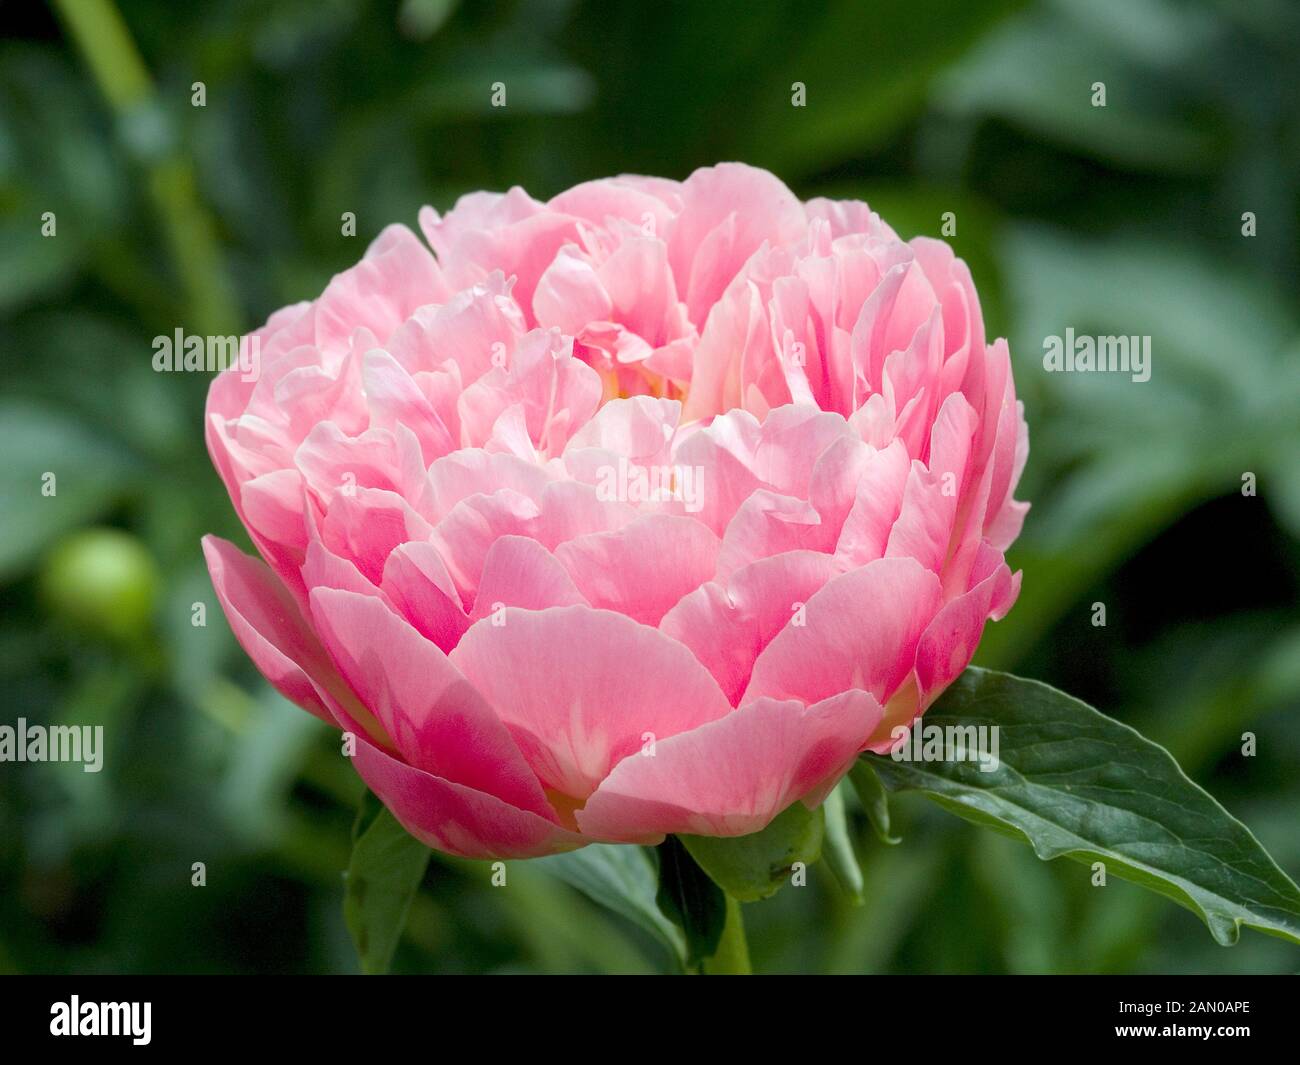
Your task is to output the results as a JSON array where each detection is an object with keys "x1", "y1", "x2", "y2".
[{"x1": 702, "y1": 894, "x2": 751, "y2": 975}]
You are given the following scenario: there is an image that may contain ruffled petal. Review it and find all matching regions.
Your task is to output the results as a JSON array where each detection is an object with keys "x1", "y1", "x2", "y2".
[
  {"x1": 577, "y1": 690, "x2": 882, "y2": 841},
  {"x1": 450, "y1": 606, "x2": 731, "y2": 802}
]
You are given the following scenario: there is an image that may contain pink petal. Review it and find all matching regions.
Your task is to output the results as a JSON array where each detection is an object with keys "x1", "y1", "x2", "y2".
[
  {"x1": 427, "y1": 447, "x2": 554, "y2": 521},
  {"x1": 303, "y1": 538, "x2": 384, "y2": 598},
  {"x1": 294, "y1": 422, "x2": 423, "y2": 510},
  {"x1": 682, "y1": 275, "x2": 768, "y2": 421},
  {"x1": 669, "y1": 409, "x2": 764, "y2": 535},
  {"x1": 450, "y1": 606, "x2": 731, "y2": 802},
  {"x1": 420, "y1": 188, "x2": 547, "y2": 257},
  {"x1": 202, "y1": 535, "x2": 341, "y2": 724},
  {"x1": 362, "y1": 348, "x2": 456, "y2": 463},
  {"x1": 386, "y1": 272, "x2": 525, "y2": 383},
  {"x1": 834, "y1": 440, "x2": 911, "y2": 567},
  {"x1": 670, "y1": 163, "x2": 806, "y2": 324},
  {"x1": 563, "y1": 395, "x2": 680, "y2": 467},
  {"x1": 555, "y1": 514, "x2": 719, "y2": 626},
  {"x1": 533, "y1": 246, "x2": 614, "y2": 333},
  {"x1": 743, "y1": 555, "x2": 943, "y2": 707},
  {"x1": 716, "y1": 490, "x2": 822, "y2": 578},
  {"x1": 471, "y1": 535, "x2": 589, "y2": 620},
  {"x1": 458, "y1": 328, "x2": 602, "y2": 456},
  {"x1": 351, "y1": 736, "x2": 586, "y2": 859},
  {"x1": 277, "y1": 341, "x2": 369, "y2": 441},
  {"x1": 309, "y1": 587, "x2": 555, "y2": 820},
  {"x1": 533, "y1": 479, "x2": 639, "y2": 546},
  {"x1": 430, "y1": 489, "x2": 541, "y2": 603},
  {"x1": 661, "y1": 549, "x2": 842, "y2": 705},
  {"x1": 805, "y1": 197, "x2": 895, "y2": 240},
  {"x1": 312, "y1": 225, "x2": 447, "y2": 358},
  {"x1": 206, "y1": 302, "x2": 312, "y2": 421},
  {"x1": 240, "y1": 469, "x2": 308, "y2": 557},
  {"x1": 379, "y1": 539, "x2": 470, "y2": 650},
  {"x1": 577, "y1": 690, "x2": 882, "y2": 841},
  {"x1": 915, "y1": 545, "x2": 1018, "y2": 706},
  {"x1": 319, "y1": 487, "x2": 433, "y2": 586},
  {"x1": 548, "y1": 177, "x2": 677, "y2": 233}
]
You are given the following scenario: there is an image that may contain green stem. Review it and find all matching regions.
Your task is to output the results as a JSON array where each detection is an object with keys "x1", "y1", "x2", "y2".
[
  {"x1": 52, "y1": 0, "x2": 240, "y2": 337},
  {"x1": 702, "y1": 894, "x2": 751, "y2": 975}
]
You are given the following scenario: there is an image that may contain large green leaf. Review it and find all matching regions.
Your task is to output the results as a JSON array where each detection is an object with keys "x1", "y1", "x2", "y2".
[
  {"x1": 869, "y1": 668, "x2": 1300, "y2": 946},
  {"x1": 681, "y1": 801, "x2": 824, "y2": 903},
  {"x1": 343, "y1": 790, "x2": 431, "y2": 974},
  {"x1": 536, "y1": 844, "x2": 686, "y2": 969},
  {"x1": 936, "y1": 2, "x2": 1222, "y2": 173},
  {"x1": 566, "y1": 0, "x2": 1024, "y2": 179},
  {"x1": 729, "y1": 0, "x2": 1028, "y2": 175}
]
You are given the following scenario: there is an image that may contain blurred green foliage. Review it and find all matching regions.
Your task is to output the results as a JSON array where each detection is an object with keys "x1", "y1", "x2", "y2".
[{"x1": 1, "y1": 0, "x2": 1297, "y2": 973}]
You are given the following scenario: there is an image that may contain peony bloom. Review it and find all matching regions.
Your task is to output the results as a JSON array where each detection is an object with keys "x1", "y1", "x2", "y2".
[{"x1": 203, "y1": 163, "x2": 1027, "y2": 858}]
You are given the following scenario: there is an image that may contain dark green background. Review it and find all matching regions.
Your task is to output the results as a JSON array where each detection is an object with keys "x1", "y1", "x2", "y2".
[{"x1": 2, "y1": 0, "x2": 1298, "y2": 973}]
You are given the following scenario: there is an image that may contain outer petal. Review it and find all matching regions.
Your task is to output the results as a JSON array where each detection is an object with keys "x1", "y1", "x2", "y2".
[
  {"x1": 309, "y1": 587, "x2": 556, "y2": 820},
  {"x1": 914, "y1": 544, "x2": 1019, "y2": 707},
  {"x1": 351, "y1": 737, "x2": 586, "y2": 859},
  {"x1": 577, "y1": 690, "x2": 882, "y2": 841},
  {"x1": 202, "y1": 535, "x2": 345, "y2": 725},
  {"x1": 450, "y1": 606, "x2": 731, "y2": 802},
  {"x1": 742, "y1": 555, "x2": 943, "y2": 707}
]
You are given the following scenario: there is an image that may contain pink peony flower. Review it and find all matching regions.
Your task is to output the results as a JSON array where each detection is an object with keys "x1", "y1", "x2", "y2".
[{"x1": 203, "y1": 163, "x2": 1028, "y2": 858}]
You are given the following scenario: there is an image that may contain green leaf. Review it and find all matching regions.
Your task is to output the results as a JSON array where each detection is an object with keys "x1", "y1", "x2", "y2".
[
  {"x1": 821, "y1": 782, "x2": 864, "y2": 903},
  {"x1": 536, "y1": 844, "x2": 686, "y2": 969},
  {"x1": 868, "y1": 668, "x2": 1300, "y2": 946},
  {"x1": 654, "y1": 836, "x2": 725, "y2": 968},
  {"x1": 937, "y1": 4, "x2": 1221, "y2": 173},
  {"x1": 681, "y1": 801, "x2": 824, "y2": 903},
  {"x1": 343, "y1": 790, "x2": 431, "y2": 974},
  {"x1": 849, "y1": 761, "x2": 901, "y2": 846},
  {"x1": 731, "y1": 0, "x2": 1028, "y2": 176}
]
